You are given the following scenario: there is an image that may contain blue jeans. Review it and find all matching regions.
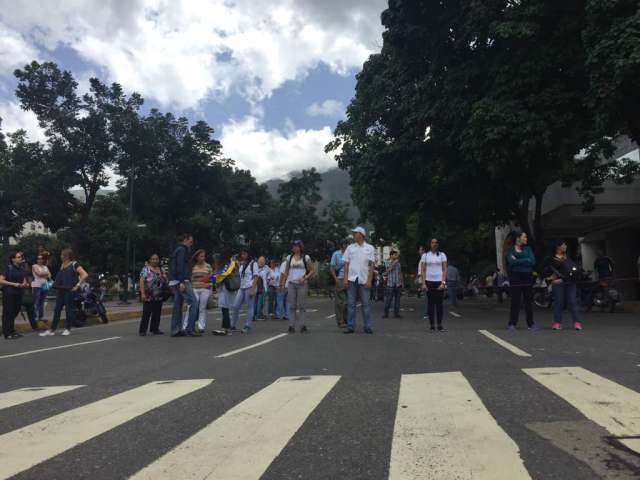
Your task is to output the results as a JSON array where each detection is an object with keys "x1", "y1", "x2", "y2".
[
  {"x1": 232, "y1": 287, "x2": 256, "y2": 329},
  {"x1": 254, "y1": 290, "x2": 266, "y2": 318},
  {"x1": 32, "y1": 287, "x2": 46, "y2": 321},
  {"x1": 276, "y1": 289, "x2": 288, "y2": 319},
  {"x1": 384, "y1": 286, "x2": 401, "y2": 316},
  {"x1": 50, "y1": 289, "x2": 74, "y2": 331},
  {"x1": 552, "y1": 282, "x2": 580, "y2": 325},
  {"x1": 347, "y1": 280, "x2": 371, "y2": 330},
  {"x1": 447, "y1": 281, "x2": 458, "y2": 306},
  {"x1": 171, "y1": 282, "x2": 198, "y2": 335}
]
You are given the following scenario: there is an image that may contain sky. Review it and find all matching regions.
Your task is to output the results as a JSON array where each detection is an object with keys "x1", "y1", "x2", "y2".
[{"x1": 0, "y1": 0, "x2": 388, "y2": 183}]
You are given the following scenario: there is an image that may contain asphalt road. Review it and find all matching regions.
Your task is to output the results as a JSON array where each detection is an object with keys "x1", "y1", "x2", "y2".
[{"x1": 0, "y1": 295, "x2": 638, "y2": 479}]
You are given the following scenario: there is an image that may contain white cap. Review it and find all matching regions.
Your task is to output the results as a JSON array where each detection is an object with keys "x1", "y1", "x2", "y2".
[{"x1": 351, "y1": 226, "x2": 366, "y2": 236}]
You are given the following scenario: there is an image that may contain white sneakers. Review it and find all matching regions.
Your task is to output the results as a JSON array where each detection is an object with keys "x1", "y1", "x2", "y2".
[{"x1": 39, "y1": 329, "x2": 71, "y2": 337}]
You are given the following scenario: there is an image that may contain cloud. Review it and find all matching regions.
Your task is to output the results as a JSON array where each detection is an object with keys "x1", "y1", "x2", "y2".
[
  {"x1": 0, "y1": 25, "x2": 39, "y2": 70},
  {"x1": 0, "y1": 0, "x2": 387, "y2": 109},
  {"x1": 306, "y1": 99, "x2": 345, "y2": 118},
  {"x1": 0, "y1": 101, "x2": 47, "y2": 142},
  {"x1": 220, "y1": 116, "x2": 337, "y2": 182}
]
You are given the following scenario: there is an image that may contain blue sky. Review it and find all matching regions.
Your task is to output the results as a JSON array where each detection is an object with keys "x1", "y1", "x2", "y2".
[{"x1": 0, "y1": 0, "x2": 387, "y2": 182}]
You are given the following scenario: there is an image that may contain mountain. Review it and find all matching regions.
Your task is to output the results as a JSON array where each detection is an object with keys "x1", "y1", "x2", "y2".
[{"x1": 263, "y1": 168, "x2": 359, "y2": 220}]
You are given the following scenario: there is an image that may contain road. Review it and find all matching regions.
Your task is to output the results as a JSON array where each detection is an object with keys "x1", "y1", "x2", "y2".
[{"x1": 0, "y1": 295, "x2": 638, "y2": 479}]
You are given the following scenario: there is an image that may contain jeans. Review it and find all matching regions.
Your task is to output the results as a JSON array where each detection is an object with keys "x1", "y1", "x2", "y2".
[
  {"x1": 347, "y1": 280, "x2": 371, "y2": 330},
  {"x1": 140, "y1": 300, "x2": 163, "y2": 333},
  {"x1": 447, "y1": 281, "x2": 458, "y2": 306},
  {"x1": 32, "y1": 287, "x2": 46, "y2": 321},
  {"x1": 232, "y1": 287, "x2": 256, "y2": 329},
  {"x1": 552, "y1": 282, "x2": 580, "y2": 325},
  {"x1": 276, "y1": 289, "x2": 288, "y2": 319},
  {"x1": 221, "y1": 307, "x2": 230, "y2": 329},
  {"x1": 509, "y1": 271, "x2": 534, "y2": 327},
  {"x1": 334, "y1": 284, "x2": 347, "y2": 325},
  {"x1": 171, "y1": 282, "x2": 198, "y2": 335},
  {"x1": 426, "y1": 281, "x2": 444, "y2": 327},
  {"x1": 184, "y1": 287, "x2": 210, "y2": 331},
  {"x1": 2, "y1": 293, "x2": 22, "y2": 338},
  {"x1": 287, "y1": 282, "x2": 308, "y2": 328},
  {"x1": 267, "y1": 286, "x2": 277, "y2": 316},
  {"x1": 254, "y1": 290, "x2": 266, "y2": 318},
  {"x1": 51, "y1": 289, "x2": 74, "y2": 331},
  {"x1": 384, "y1": 286, "x2": 401, "y2": 316}
]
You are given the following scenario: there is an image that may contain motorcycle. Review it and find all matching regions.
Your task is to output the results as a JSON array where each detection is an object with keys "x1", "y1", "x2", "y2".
[
  {"x1": 73, "y1": 282, "x2": 109, "y2": 326},
  {"x1": 533, "y1": 277, "x2": 552, "y2": 309},
  {"x1": 585, "y1": 277, "x2": 621, "y2": 313}
]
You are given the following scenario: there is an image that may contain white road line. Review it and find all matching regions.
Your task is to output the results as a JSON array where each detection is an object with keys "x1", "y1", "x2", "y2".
[
  {"x1": 215, "y1": 333, "x2": 288, "y2": 359},
  {"x1": 326, "y1": 314, "x2": 336, "y2": 319},
  {"x1": 0, "y1": 385, "x2": 85, "y2": 411},
  {"x1": 390, "y1": 372, "x2": 531, "y2": 479},
  {"x1": 449, "y1": 311, "x2": 462, "y2": 318},
  {"x1": 0, "y1": 337, "x2": 121, "y2": 360},
  {"x1": 478, "y1": 330, "x2": 532, "y2": 358},
  {"x1": 130, "y1": 375, "x2": 340, "y2": 479},
  {"x1": 524, "y1": 367, "x2": 640, "y2": 454},
  {"x1": 0, "y1": 379, "x2": 213, "y2": 480}
]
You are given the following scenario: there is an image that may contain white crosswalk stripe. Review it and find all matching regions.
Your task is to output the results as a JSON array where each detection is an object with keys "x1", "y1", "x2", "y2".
[
  {"x1": 0, "y1": 379, "x2": 213, "y2": 480},
  {"x1": 524, "y1": 366, "x2": 640, "y2": 454},
  {"x1": 0, "y1": 385, "x2": 85, "y2": 411},
  {"x1": 389, "y1": 372, "x2": 531, "y2": 480},
  {"x1": 130, "y1": 375, "x2": 340, "y2": 480},
  {"x1": 1, "y1": 368, "x2": 638, "y2": 479}
]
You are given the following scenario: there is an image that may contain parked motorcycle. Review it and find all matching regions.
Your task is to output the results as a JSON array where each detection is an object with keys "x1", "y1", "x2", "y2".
[
  {"x1": 586, "y1": 277, "x2": 621, "y2": 313},
  {"x1": 73, "y1": 282, "x2": 108, "y2": 326}
]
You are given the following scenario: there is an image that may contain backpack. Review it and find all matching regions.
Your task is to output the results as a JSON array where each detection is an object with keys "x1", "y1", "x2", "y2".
[{"x1": 224, "y1": 264, "x2": 241, "y2": 291}]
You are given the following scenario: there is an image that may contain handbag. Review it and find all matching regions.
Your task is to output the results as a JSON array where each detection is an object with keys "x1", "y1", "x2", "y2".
[
  {"x1": 41, "y1": 280, "x2": 54, "y2": 293},
  {"x1": 206, "y1": 290, "x2": 218, "y2": 310}
]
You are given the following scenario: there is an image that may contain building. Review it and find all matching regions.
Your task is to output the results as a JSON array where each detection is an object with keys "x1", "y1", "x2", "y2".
[
  {"x1": 9, "y1": 221, "x2": 54, "y2": 245},
  {"x1": 496, "y1": 137, "x2": 640, "y2": 299}
]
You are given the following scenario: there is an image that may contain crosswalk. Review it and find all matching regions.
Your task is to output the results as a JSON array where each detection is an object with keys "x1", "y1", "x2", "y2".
[{"x1": 0, "y1": 368, "x2": 638, "y2": 479}]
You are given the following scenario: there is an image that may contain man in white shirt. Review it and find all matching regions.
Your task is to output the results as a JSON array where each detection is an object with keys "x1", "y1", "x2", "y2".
[
  {"x1": 343, "y1": 226, "x2": 375, "y2": 334},
  {"x1": 267, "y1": 259, "x2": 280, "y2": 319},
  {"x1": 231, "y1": 248, "x2": 259, "y2": 333}
]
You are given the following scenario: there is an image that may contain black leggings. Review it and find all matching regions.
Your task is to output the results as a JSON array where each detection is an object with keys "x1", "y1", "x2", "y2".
[
  {"x1": 426, "y1": 281, "x2": 444, "y2": 327},
  {"x1": 509, "y1": 271, "x2": 534, "y2": 327},
  {"x1": 140, "y1": 300, "x2": 163, "y2": 333},
  {"x1": 221, "y1": 307, "x2": 230, "y2": 329},
  {"x1": 2, "y1": 293, "x2": 22, "y2": 338}
]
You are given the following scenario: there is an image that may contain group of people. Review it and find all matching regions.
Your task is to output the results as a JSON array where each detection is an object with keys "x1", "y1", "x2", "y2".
[
  {"x1": 0, "y1": 248, "x2": 89, "y2": 339},
  {"x1": 139, "y1": 233, "x2": 318, "y2": 337}
]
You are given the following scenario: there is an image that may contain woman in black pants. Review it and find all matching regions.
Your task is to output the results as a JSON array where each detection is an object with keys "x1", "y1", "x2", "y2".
[
  {"x1": 420, "y1": 238, "x2": 448, "y2": 332},
  {"x1": 139, "y1": 254, "x2": 167, "y2": 336},
  {"x1": 506, "y1": 231, "x2": 537, "y2": 331},
  {"x1": 1, "y1": 252, "x2": 29, "y2": 339}
]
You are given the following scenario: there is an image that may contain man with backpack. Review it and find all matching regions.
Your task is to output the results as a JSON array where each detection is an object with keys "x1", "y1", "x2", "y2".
[
  {"x1": 330, "y1": 239, "x2": 349, "y2": 327},
  {"x1": 168, "y1": 233, "x2": 200, "y2": 337},
  {"x1": 231, "y1": 248, "x2": 259, "y2": 334}
]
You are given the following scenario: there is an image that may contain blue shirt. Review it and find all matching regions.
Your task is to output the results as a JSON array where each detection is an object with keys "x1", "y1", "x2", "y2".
[{"x1": 330, "y1": 250, "x2": 345, "y2": 279}]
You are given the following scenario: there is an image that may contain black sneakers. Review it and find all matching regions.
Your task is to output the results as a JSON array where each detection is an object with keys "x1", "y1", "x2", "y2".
[{"x1": 288, "y1": 326, "x2": 295, "y2": 334}]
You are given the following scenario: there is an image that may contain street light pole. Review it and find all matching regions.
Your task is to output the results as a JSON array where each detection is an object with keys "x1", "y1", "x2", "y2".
[{"x1": 122, "y1": 159, "x2": 135, "y2": 304}]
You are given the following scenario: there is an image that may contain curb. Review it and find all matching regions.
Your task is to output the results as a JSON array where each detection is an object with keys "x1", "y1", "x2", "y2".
[{"x1": 15, "y1": 305, "x2": 174, "y2": 333}]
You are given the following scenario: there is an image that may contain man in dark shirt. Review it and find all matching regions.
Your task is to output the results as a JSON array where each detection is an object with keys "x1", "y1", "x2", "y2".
[
  {"x1": 594, "y1": 253, "x2": 614, "y2": 280},
  {"x1": 1, "y1": 252, "x2": 29, "y2": 339},
  {"x1": 169, "y1": 233, "x2": 199, "y2": 337}
]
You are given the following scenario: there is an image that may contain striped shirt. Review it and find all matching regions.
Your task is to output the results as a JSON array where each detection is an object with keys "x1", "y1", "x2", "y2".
[{"x1": 386, "y1": 261, "x2": 403, "y2": 288}]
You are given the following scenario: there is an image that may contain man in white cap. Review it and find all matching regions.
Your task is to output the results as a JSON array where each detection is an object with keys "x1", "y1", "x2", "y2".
[{"x1": 342, "y1": 226, "x2": 375, "y2": 334}]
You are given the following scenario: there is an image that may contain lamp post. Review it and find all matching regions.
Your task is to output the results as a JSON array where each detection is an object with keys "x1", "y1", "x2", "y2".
[
  {"x1": 131, "y1": 223, "x2": 147, "y2": 301},
  {"x1": 121, "y1": 159, "x2": 135, "y2": 304}
]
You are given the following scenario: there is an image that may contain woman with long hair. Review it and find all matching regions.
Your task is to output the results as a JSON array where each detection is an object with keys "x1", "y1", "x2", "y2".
[
  {"x1": 420, "y1": 238, "x2": 448, "y2": 332},
  {"x1": 184, "y1": 249, "x2": 213, "y2": 334},
  {"x1": 545, "y1": 241, "x2": 582, "y2": 331},
  {"x1": 281, "y1": 240, "x2": 315, "y2": 334},
  {"x1": 506, "y1": 231, "x2": 536, "y2": 331},
  {"x1": 138, "y1": 253, "x2": 167, "y2": 336},
  {"x1": 40, "y1": 248, "x2": 89, "y2": 337},
  {"x1": 1, "y1": 252, "x2": 29, "y2": 339},
  {"x1": 213, "y1": 249, "x2": 236, "y2": 335}
]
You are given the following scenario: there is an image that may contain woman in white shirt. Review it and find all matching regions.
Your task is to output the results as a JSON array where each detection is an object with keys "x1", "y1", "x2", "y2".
[
  {"x1": 31, "y1": 253, "x2": 51, "y2": 324},
  {"x1": 281, "y1": 240, "x2": 315, "y2": 334},
  {"x1": 420, "y1": 238, "x2": 448, "y2": 332}
]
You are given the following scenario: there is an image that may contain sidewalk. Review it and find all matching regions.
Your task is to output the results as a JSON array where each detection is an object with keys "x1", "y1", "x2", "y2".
[{"x1": 7, "y1": 299, "x2": 173, "y2": 333}]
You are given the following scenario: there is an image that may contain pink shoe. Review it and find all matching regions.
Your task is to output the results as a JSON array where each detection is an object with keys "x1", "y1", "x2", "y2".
[
  {"x1": 574, "y1": 322, "x2": 583, "y2": 331},
  {"x1": 552, "y1": 322, "x2": 562, "y2": 330}
]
